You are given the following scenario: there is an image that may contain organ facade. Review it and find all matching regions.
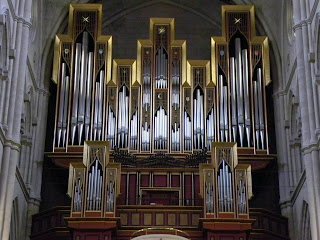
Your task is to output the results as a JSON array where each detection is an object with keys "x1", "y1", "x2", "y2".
[{"x1": 37, "y1": 3, "x2": 288, "y2": 240}]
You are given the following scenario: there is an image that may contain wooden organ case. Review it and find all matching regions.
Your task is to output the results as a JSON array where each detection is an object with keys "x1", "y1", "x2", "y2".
[{"x1": 46, "y1": 4, "x2": 281, "y2": 240}]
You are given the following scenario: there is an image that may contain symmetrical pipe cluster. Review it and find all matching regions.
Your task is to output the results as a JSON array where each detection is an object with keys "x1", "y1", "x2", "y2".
[
  {"x1": 117, "y1": 86, "x2": 129, "y2": 148},
  {"x1": 86, "y1": 160, "x2": 102, "y2": 211},
  {"x1": 57, "y1": 63, "x2": 70, "y2": 147},
  {"x1": 193, "y1": 88, "x2": 205, "y2": 149},
  {"x1": 93, "y1": 70, "x2": 104, "y2": 141},
  {"x1": 141, "y1": 122, "x2": 150, "y2": 151},
  {"x1": 219, "y1": 75, "x2": 229, "y2": 143},
  {"x1": 206, "y1": 108, "x2": 215, "y2": 150},
  {"x1": 218, "y1": 160, "x2": 233, "y2": 212},
  {"x1": 230, "y1": 38, "x2": 251, "y2": 147},
  {"x1": 73, "y1": 178, "x2": 82, "y2": 212},
  {"x1": 205, "y1": 181, "x2": 214, "y2": 213},
  {"x1": 184, "y1": 111, "x2": 192, "y2": 151},
  {"x1": 106, "y1": 106, "x2": 116, "y2": 149},
  {"x1": 70, "y1": 31, "x2": 95, "y2": 145},
  {"x1": 171, "y1": 123, "x2": 180, "y2": 151},
  {"x1": 154, "y1": 106, "x2": 168, "y2": 149},
  {"x1": 130, "y1": 111, "x2": 138, "y2": 150},
  {"x1": 155, "y1": 46, "x2": 168, "y2": 89},
  {"x1": 253, "y1": 68, "x2": 265, "y2": 149},
  {"x1": 237, "y1": 179, "x2": 247, "y2": 214},
  {"x1": 172, "y1": 58, "x2": 180, "y2": 110},
  {"x1": 142, "y1": 59, "x2": 151, "y2": 111}
]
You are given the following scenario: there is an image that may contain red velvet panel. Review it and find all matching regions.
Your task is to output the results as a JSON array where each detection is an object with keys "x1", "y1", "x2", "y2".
[
  {"x1": 140, "y1": 174, "x2": 149, "y2": 187},
  {"x1": 119, "y1": 174, "x2": 127, "y2": 205},
  {"x1": 171, "y1": 175, "x2": 180, "y2": 187},
  {"x1": 153, "y1": 175, "x2": 167, "y2": 187},
  {"x1": 194, "y1": 175, "x2": 202, "y2": 206},
  {"x1": 129, "y1": 174, "x2": 137, "y2": 205}
]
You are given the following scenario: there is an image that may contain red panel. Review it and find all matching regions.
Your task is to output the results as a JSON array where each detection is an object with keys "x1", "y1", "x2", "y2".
[
  {"x1": 153, "y1": 175, "x2": 167, "y2": 187},
  {"x1": 184, "y1": 175, "x2": 192, "y2": 205},
  {"x1": 119, "y1": 174, "x2": 127, "y2": 205},
  {"x1": 141, "y1": 175, "x2": 150, "y2": 187},
  {"x1": 194, "y1": 175, "x2": 202, "y2": 206},
  {"x1": 171, "y1": 175, "x2": 180, "y2": 187},
  {"x1": 129, "y1": 174, "x2": 137, "y2": 205}
]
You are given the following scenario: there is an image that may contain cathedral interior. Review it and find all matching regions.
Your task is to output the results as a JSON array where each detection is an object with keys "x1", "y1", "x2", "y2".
[{"x1": 0, "y1": 0, "x2": 319, "y2": 240}]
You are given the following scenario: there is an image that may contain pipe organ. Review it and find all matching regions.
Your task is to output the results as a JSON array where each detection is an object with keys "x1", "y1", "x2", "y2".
[
  {"x1": 52, "y1": 6, "x2": 270, "y2": 155},
  {"x1": 49, "y1": 4, "x2": 275, "y2": 240}
]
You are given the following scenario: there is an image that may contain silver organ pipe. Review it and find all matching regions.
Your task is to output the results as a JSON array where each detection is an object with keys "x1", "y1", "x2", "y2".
[
  {"x1": 57, "y1": 63, "x2": 70, "y2": 147},
  {"x1": 242, "y1": 49, "x2": 251, "y2": 147},
  {"x1": 142, "y1": 122, "x2": 150, "y2": 151},
  {"x1": 93, "y1": 71, "x2": 105, "y2": 141},
  {"x1": 257, "y1": 68, "x2": 265, "y2": 149},
  {"x1": 98, "y1": 71, "x2": 104, "y2": 141},
  {"x1": 219, "y1": 75, "x2": 225, "y2": 142},
  {"x1": 142, "y1": 59, "x2": 151, "y2": 111},
  {"x1": 117, "y1": 86, "x2": 129, "y2": 148},
  {"x1": 206, "y1": 108, "x2": 214, "y2": 150},
  {"x1": 193, "y1": 89, "x2": 204, "y2": 149},
  {"x1": 230, "y1": 57, "x2": 237, "y2": 142},
  {"x1": 130, "y1": 111, "x2": 138, "y2": 150},
  {"x1": 237, "y1": 179, "x2": 247, "y2": 214},
  {"x1": 154, "y1": 106, "x2": 168, "y2": 149},
  {"x1": 155, "y1": 46, "x2": 168, "y2": 89},
  {"x1": 93, "y1": 82, "x2": 99, "y2": 140},
  {"x1": 184, "y1": 111, "x2": 192, "y2": 151},
  {"x1": 253, "y1": 78, "x2": 259, "y2": 149},
  {"x1": 107, "y1": 106, "x2": 116, "y2": 149},
  {"x1": 235, "y1": 38, "x2": 244, "y2": 147},
  {"x1": 171, "y1": 123, "x2": 180, "y2": 151},
  {"x1": 223, "y1": 85, "x2": 228, "y2": 142},
  {"x1": 78, "y1": 32, "x2": 89, "y2": 145},
  {"x1": 86, "y1": 160, "x2": 102, "y2": 211},
  {"x1": 172, "y1": 59, "x2": 180, "y2": 110},
  {"x1": 71, "y1": 43, "x2": 81, "y2": 145},
  {"x1": 218, "y1": 161, "x2": 233, "y2": 212},
  {"x1": 73, "y1": 178, "x2": 82, "y2": 212},
  {"x1": 85, "y1": 52, "x2": 94, "y2": 141}
]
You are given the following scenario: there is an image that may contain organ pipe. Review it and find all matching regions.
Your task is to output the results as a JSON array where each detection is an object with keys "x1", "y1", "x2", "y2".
[
  {"x1": 193, "y1": 88, "x2": 204, "y2": 149},
  {"x1": 71, "y1": 43, "x2": 81, "y2": 145},
  {"x1": 242, "y1": 49, "x2": 251, "y2": 147},
  {"x1": 86, "y1": 160, "x2": 102, "y2": 211},
  {"x1": 130, "y1": 111, "x2": 138, "y2": 150},
  {"x1": 184, "y1": 111, "x2": 192, "y2": 151},
  {"x1": 85, "y1": 52, "x2": 94, "y2": 141},
  {"x1": 230, "y1": 57, "x2": 237, "y2": 142},
  {"x1": 235, "y1": 38, "x2": 244, "y2": 147},
  {"x1": 118, "y1": 86, "x2": 129, "y2": 148},
  {"x1": 218, "y1": 160, "x2": 233, "y2": 212}
]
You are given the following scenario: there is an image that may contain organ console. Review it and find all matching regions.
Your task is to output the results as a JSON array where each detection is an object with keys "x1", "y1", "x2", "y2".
[{"x1": 51, "y1": 4, "x2": 271, "y2": 240}]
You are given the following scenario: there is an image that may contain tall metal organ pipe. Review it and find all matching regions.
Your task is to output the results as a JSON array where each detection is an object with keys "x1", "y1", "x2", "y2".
[
  {"x1": 193, "y1": 88, "x2": 204, "y2": 149},
  {"x1": 117, "y1": 86, "x2": 129, "y2": 148}
]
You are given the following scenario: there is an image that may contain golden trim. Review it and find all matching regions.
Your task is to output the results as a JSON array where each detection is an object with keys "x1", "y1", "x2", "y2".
[
  {"x1": 149, "y1": 18, "x2": 175, "y2": 42},
  {"x1": 211, "y1": 142, "x2": 238, "y2": 169},
  {"x1": 136, "y1": 40, "x2": 153, "y2": 86},
  {"x1": 221, "y1": 5, "x2": 255, "y2": 39},
  {"x1": 112, "y1": 59, "x2": 137, "y2": 86},
  {"x1": 186, "y1": 60, "x2": 210, "y2": 88}
]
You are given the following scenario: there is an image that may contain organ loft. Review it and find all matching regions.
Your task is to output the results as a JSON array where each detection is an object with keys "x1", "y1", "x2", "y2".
[{"x1": 38, "y1": 3, "x2": 288, "y2": 240}]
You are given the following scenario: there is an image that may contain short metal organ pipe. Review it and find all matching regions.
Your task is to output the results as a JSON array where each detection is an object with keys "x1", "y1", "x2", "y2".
[{"x1": 218, "y1": 161, "x2": 233, "y2": 212}]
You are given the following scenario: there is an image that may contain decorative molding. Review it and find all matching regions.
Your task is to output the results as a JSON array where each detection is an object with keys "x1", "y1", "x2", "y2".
[
  {"x1": 273, "y1": 59, "x2": 297, "y2": 97},
  {"x1": 26, "y1": 57, "x2": 49, "y2": 95},
  {"x1": 7, "y1": 0, "x2": 32, "y2": 28},
  {"x1": 292, "y1": 0, "x2": 320, "y2": 31},
  {"x1": 15, "y1": 167, "x2": 30, "y2": 202},
  {"x1": 291, "y1": 170, "x2": 306, "y2": 205}
]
